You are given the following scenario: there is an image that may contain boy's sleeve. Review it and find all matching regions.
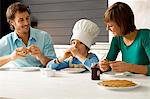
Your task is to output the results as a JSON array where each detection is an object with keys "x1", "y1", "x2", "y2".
[
  {"x1": 81, "y1": 53, "x2": 99, "y2": 71},
  {"x1": 47, "y1": 59, "x2": 69, "y2": 70}
]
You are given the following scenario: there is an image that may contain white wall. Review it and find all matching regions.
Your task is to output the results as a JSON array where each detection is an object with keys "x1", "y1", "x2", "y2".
[{"x1": 108, "y1": 0, "x2": 150, "y2": 43}]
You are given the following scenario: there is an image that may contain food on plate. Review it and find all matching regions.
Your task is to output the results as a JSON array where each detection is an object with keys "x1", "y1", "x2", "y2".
[
  {"x1": 98, "y1": 80, "x2": 136, "y2": 87},
  {"x1": 61, "y1": 67, "x2": 86, "y2": 73}
]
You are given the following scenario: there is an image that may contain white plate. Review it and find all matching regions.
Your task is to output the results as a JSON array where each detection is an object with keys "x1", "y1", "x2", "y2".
[
  {"x1": 103, "y1": 71, "x2": 132, "y2": 77},
  {"x1": 7, "y1": 67, "x2": 40, "y2": 72},
  {"x1": 98, "y1": 81, "x2": 140, "y2": 90},
  {"x1": 61, "y1": 68, "x2": 86, "y2": 73},
  {"x1": 0, "y1": 67, "x2": 7, "y2": 70}
]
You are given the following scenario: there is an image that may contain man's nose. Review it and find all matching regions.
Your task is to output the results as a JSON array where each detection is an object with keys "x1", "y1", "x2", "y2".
[{"x1": 24, "y1": 20, "x2": 29, "y2": 25}]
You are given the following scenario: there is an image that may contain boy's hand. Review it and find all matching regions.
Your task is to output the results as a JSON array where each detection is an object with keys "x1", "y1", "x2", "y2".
[
  {"x1": 63, "y1": 49, "x2": 72, "y2": 59},
  {"x1": 70, "y1": 47, "x2": 79, "y2": 57}
]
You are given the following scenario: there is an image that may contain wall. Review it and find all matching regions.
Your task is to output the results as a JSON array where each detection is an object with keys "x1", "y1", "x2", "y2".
[
  {"x1": 21, "y1": 0, "x2": 108, "y2": 44},
  {"x1": 108, "y1": 0, "x2": 150, "y2": 43},
  {"x1": 0, "y1": 0, "x2": 18, "y2": 38}
]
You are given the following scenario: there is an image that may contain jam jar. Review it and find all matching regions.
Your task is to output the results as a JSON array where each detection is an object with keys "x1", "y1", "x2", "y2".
[{"x1": 91, "y1": 64, "x2": 101, "y2": 80}]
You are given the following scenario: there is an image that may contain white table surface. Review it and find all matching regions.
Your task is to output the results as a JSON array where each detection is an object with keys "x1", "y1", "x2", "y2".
[{"x1": 0, "y1": 69, "x2": 150, "y2": 99}]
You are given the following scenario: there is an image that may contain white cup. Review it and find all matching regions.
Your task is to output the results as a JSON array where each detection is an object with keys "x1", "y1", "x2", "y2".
[{"x1": 41, "y1": 68, "x2": 56, "y2": 77}]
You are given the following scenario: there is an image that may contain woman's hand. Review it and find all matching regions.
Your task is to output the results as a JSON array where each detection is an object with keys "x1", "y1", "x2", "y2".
[
  {"x1": 109, "y1": 61, "x2": 130, "y2": 73},
  {"x1": 99, "y1": 59, "x2": 110, "y2": 72}
]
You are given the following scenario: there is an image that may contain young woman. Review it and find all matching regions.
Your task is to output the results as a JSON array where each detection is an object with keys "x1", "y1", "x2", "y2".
[
  {"x1": 47, "y1": 19, "x2": 100, "y2": 71},
  {"x1": 99, "y1": 2, "x2": 150, "y2": 75}
]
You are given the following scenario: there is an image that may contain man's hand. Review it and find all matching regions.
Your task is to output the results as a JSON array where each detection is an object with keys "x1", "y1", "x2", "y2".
[
  {"x1": 28, "y1": 44, "x2": 43, "y2": 60},
  {"x1": 10, "y1": 47, "x2": 30, "y2": 60}
]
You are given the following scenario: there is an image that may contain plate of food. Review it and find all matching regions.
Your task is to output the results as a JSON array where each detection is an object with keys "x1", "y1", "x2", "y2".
[
  {"x1": 98, "y1": 79, "x2": 140, "y2": 90},
  {"x1": 102, "y1": 71, "x2": 132, "y2": 77},
  {"x1": 61, "y1": 68, "x2": 86, "y2": 73},
  {"x1": 7, "y1": 67, "x2": 40, "y2": 72},
  {"x1": 0, "y1": 67, "x2": 8, "y2": 71}
]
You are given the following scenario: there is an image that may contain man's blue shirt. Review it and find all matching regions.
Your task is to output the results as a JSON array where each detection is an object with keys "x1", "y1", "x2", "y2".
[{"x1": 0, "y1": 27, "x2": 56, "y2": 67}]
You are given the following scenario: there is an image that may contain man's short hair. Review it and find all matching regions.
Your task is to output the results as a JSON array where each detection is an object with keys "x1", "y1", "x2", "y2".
[{"x1": 6, "y1": 2, "x2": 30, "y2": 30}]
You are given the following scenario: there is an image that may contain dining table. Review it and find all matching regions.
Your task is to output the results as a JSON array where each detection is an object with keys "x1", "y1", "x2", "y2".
[{"x1": 0, "y1": 66, "x2": 150, "y2": 99}]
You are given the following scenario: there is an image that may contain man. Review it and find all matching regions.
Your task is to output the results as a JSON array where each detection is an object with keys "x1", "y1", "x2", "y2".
[{"x1": 0, "y1": 2, "x2": 56, "y2": 67}]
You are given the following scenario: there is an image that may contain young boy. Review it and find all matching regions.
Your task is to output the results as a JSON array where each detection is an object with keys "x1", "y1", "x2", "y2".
[{"x1": 47, "y1": 19, "x2": 100, "y2": 71}]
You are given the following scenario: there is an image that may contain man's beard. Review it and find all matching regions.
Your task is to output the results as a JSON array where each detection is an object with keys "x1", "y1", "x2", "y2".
[{"x1": 22, "y1": 27, "x2": 30, "y2": 34}]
